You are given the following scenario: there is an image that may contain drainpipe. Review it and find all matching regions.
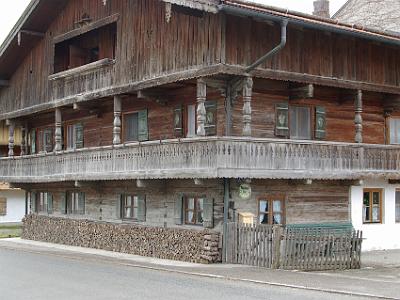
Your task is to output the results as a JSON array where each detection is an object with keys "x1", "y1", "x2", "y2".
[
  {"x1": 219, "y1": 4, "x2": 288, "y2": 74},
  {"x1": 245, "y1": 19, "x2": 288, "y2": 73},
  {"x1": 222, "y1": 178, "x2": 230, "y2": 263}
]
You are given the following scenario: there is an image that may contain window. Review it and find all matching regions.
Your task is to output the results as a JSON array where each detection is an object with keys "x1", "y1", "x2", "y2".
[
  {"x1": 204, "y1": 101, "x2": 217, "y2": 136},
  {"x1": 119, "y1": 194, "x2": 146, "y2": 221},
  {"x1": 32, "y1": 192, "x2": 53, "y2": 214},
  {"x1": 0, "y1": 197, "x2": 6, "y2": 216},
  {"x1": 396, "y1": 190, "x2": 400, "y2": 223},
  {"x1": 184, "y1": 196, "x2": 204, "y2": 225},
  {"x1": 258, "y1": 195, "x2": 285, "y2": 225},
  {"x1": 275, "y1": 104, "x2": 325, "y2": 140},
  {"x1": 290, "y1": 106, "x2": 311, "y2": 140},
  {"x1": 123, "y1": 110, "x2": 148, "y2": 142},
  {"x1": 66, "y1": 123, "x2": 84, "y2": 150},
  {"x1": 389, "y1": 118, "x2": 400, "y2": 144},
  {"x1": 173, "y1": 101, "x2": 216, "y2": 138},
  {"x1": 29, "y1": 130, "x2": 36, "y2": 154},
  {"x1": 66, "y1": 192, "x2": 85, "y2": 215},
  {"x1": 54, "y1": 22, "x2": 117, "y2": 73},
  {"x1": 363, "y1": 189, "x2": 382, "y2": 224},
  {"x1": 33, "y1": 127, "x2": 54, "y2": 153}
]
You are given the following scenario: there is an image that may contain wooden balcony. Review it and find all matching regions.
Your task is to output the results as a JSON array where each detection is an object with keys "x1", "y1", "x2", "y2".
[{"x1": 1, "y1": 137, "x2": 400, "y2": 183}]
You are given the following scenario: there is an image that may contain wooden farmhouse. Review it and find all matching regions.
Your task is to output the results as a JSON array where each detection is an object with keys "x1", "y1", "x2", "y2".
[{"x1": 0, "y1": 0, "x2": 399, "y2": 265}]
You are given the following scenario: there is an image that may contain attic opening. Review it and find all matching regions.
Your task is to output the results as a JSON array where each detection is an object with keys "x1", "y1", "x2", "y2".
[
  {"x1": 172, "y1": 5, "x2": 204, "y2": 18},
  {"x1": 53, "y1": 22, "x2": 117, "y2": 74}
]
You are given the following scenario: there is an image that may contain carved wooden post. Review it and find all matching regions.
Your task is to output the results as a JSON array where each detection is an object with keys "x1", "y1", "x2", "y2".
[
  {"x1": 196, "y1": 78, "x2": 207, "y2": 136},
  {"x1": 7, "y1": 120, "x2": 15, "y2": 157},
  {"x1": 54, "y1": 108, "x2": 62, "y2": 152},
  {"x1": 113, "y1": 95, "x2": 122, "y2": 145},
  {"x1": 242, "y1": 76, "x2": 253, "y2": 136},
  {"x1": 20, "y1": 125, "x2": 26, "y2": 156},
  {"x1": 355, "y1": 90, "x2": 363, "y2": 143}
]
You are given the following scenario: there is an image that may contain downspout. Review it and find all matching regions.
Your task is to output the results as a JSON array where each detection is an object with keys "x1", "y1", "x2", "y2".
[
  {"x1": 222, "y1": 177, "x2": 230, "y2": 263},
  {"x1": 246, "y1": 19, "x2": 288, "y2": 73},
  {"x1": 220, "y1": 5, "x2": 288, "y2": 262},
  {"x1": 218, "y1": 4, "x2": 289, "y2": 73}
]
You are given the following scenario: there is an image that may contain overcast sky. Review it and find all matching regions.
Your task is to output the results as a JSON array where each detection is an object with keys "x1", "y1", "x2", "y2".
[{"x1": 0, "y1": 0, "x2": 348, "y2": 45}]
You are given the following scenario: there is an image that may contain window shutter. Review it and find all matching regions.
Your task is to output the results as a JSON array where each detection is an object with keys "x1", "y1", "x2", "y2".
[
  {"x1": 205, "y1": 101, "x2": 217, "y2": 136},
  {"x1": 137, "y1": 195, "x2": 146, "y2": 222},
  {"x1": 47, "y1": 193, "x2": 53, "y2": 214},
  {"x1": 117, "y1": 194, "x2": 122, "y2": 219},
  {"x1": 31, "y1": 192, "x2": 36, "y2": 213},
  {"x1": 75, "y1": 123, "x2": 84, "y2": 149},
  {"x1": 174, "y1": 194, "x2": 184, "y2": 225},
  {"x1": 174, "y1": 106, "x2": 183, "y2": 138},
  {"x1": 78, "y1": 192, "x2": 85, "y2": 215},
  {"x1": 30, "y1": 130, "x2": 36, "y2": 154},
  {"x1": 138, "y1": 109, "x2": 148, "y2": 141},
  {"x1": 203, "y1": 198, "x2": 214, "y2": 229},
  {"x1": 315, "y1": 106, "x2": 326, "y2": 139},
  {"x1": 60, "y1": 192, "x2": 67, "y2": 214},
  {"x1": 275, "y1": 103, "x2": 289, "y2": 137},
  {"x1": 44, "y1": 129, "x2": 53, "y2": 152}
]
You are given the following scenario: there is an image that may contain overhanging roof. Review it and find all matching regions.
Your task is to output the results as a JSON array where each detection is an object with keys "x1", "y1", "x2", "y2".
[
  {"x1": 0, "y1": 0, "x2": 67, "y2": 79},
  {"x1": 219, "y1": 0, "x2": 400, "y2": 46}
]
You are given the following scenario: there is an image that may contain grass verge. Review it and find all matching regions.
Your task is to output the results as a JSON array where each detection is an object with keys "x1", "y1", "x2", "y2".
[{"x1": 0, "y1": 224, "x2": 22, "y2": 239}]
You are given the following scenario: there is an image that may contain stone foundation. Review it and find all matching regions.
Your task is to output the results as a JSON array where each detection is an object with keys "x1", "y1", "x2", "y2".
[{"x1": 22, "y1": 215, "x2": 221, "y2": 263}]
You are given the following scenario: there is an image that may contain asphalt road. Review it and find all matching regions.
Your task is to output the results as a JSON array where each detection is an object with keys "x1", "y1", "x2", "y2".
[{"x1": 0, "y1": 247, "x2": 371, "y2": 300}]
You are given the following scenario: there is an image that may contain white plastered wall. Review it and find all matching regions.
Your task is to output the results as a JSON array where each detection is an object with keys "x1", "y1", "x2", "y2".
[
  {"x1": 351, "y1": 179, "x2": 400, "y2": 251},
  {"x1": 0, "y1": 189, "x2": 26, "y2": 224}
]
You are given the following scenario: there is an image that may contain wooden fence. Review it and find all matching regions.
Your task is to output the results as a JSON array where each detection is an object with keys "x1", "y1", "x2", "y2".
[{"x1": 225, "y1": 222, "x2": 363, "y2": 271}]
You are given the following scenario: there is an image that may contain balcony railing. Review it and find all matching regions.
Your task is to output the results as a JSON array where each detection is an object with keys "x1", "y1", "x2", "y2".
[{"x1": 1, "y1": 137, "x2": 400, "y2": 183}]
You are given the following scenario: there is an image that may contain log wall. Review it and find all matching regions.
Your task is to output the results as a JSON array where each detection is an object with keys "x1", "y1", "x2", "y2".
[
  {"x1": 225, "y1": 15, "x2": 400, "y2": 86},
  {"x1": 232, "y1": 80, "x2": 386, "y2": 144},
  {"x1": 232, "y1": 180, "x2": 350, "y2": 225},
  {"x1": 1, "y1": 0, "x2": 399, "y2": 120},
  {"x1": 0, "y1": 0, "x2": 223, "y2": 114},
  {"x1": 31, "y1": 179, "x2": 225, "y2": 230}
]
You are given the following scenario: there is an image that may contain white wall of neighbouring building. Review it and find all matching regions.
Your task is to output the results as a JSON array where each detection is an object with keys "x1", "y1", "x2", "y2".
[
  {"x1": 0, "y1": 189, "x2": 26, "y2": 224},
  {"x1": 351, "y1": 179, "x2": 400, "y2": 251}
]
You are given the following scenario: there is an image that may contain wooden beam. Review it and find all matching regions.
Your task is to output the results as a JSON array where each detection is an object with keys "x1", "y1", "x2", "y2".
[
  {"x1": 194, "y1": 178, "x2": 204, "y2": 185},
  {"x1": 223, "y1": 64, "x2": 400, "y2": 95},
  {"x1": 289, "y1": 84, "x2": 314, "y2": 100},
  {"x1": 54, "y1": 14, "x2": 119, "y2": 44},
  {"x1": 4, "y1": 63, "x2": 400, "y2": 122},
  {"x1": 137, "y1": 90, "x2": 168, "y2": 105},
  {"x1": 19, "y1": 30, "x2": 45, "y2": 37},
  {"x1": 383, "y1": 94, "x2": 400, "y2": 112},
  {"x1": 17, "y1": 30, "x2": 45, "y2": 46},
  {"x1": 136, "y1": 179, "x2": 147, "y2": 188}
]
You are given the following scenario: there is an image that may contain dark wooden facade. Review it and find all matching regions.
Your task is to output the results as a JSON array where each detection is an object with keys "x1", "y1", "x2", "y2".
[
  {"x1": 1, "y1": 0, "x2": 400, "y2": 117},
  {"x1": 1, "y1": 0, "x2": 400, "y2": 258}
]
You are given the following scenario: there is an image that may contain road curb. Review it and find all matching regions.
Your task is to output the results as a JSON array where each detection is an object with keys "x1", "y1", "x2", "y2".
[{"x1": 1, "y1": 241, "x2": 399, "y2": 300}]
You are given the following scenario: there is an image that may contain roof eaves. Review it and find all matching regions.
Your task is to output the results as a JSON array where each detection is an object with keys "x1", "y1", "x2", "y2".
[
  {"x1": 220, "y1": 0, "x2": 400, "y2": 46},
  {"x1": 162, "y1": 0, "x2": 219, "y2": 13},
  {"x1": 0, "y1": 0, "x2": 40, "y2": 58}
]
